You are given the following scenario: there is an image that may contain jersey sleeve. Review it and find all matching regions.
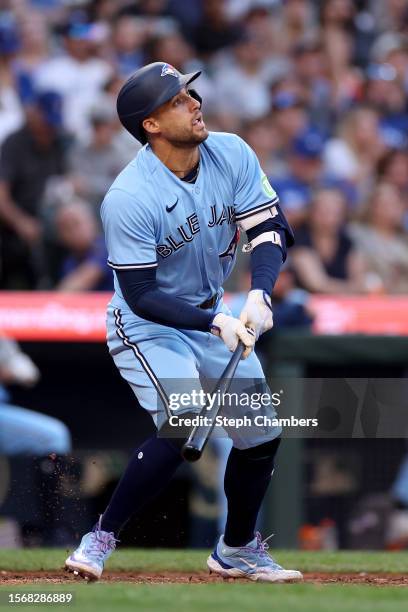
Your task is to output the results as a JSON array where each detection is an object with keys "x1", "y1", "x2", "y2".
[
  {"x1": 232, "y1": 135, "x2": 279, "y2": 223},
  {"x1": 101, "y1": 188, "x2": 157, "y2": 271}
]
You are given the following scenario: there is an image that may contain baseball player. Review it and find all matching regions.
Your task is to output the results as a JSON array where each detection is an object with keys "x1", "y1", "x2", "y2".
[{"x1": 65, "y1": 62, "x2": 302, "y2": 583}]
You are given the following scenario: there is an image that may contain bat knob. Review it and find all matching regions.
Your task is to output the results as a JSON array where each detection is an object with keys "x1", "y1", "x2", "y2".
[{"x1": 181, "y1": 443, "x2": 202, "y2": 462}]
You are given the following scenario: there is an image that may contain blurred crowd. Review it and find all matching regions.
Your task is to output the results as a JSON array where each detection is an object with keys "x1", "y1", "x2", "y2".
[{"x1": 0, "y1": 0, "x2": 407, "y2": 296}]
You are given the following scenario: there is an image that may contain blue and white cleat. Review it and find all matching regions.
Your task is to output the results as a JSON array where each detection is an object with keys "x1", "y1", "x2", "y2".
[
  {"x1": 64, "y1": 518, "x2": 118, "y2": 581},
  {"x1": 207, "y1": 532, "x2": 303, "y2": 583}
]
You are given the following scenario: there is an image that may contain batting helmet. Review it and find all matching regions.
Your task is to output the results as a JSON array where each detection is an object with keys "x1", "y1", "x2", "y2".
[{"x1": 116, "y1": 62, "x2": 202, "y2": 144}]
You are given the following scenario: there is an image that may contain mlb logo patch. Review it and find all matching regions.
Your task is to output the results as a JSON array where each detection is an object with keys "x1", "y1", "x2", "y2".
[{"x1": 161, "y1": 63, "x2": 178, "y2": 78}]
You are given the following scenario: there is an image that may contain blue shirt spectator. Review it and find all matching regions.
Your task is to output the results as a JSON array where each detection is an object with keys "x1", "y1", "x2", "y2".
[{"x1": 55, "y1": 200, "x2": 113, "y2": 292}]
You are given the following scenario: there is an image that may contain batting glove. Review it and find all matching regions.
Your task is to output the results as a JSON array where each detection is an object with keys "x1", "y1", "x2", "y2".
[
  {"x1": 239, "y1": 289, "x2": 273, "y2": 340},
  {"x1": 210, "y1": 313, "x2": 255, "y2": 359}
]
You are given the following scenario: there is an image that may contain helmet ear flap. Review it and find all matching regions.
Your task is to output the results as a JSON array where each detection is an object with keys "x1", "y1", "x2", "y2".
[{"x1": 188, "y1": 89, "x2": 202, "y2": 108}]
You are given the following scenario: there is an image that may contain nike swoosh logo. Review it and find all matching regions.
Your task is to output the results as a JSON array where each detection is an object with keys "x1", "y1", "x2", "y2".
[
  {"x1": 166, "y1": 197, "x2": 178, "y2": 213},
  {"x1": 239, "y1": 558, "x2": 257, "y2": 569}
]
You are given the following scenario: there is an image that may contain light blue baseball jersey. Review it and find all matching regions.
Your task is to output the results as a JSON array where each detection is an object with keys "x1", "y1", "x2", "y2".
[
  {"x1": 101, "y1": 131, "x2": 278, "y2": 311},
  {"x1": 102, "y1": 131, "x2": 283, "y2": 444}
]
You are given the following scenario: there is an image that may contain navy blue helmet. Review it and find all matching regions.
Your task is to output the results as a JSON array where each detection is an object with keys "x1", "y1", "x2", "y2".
[{"x1": 116, "y1": 62, "x2": 202, "y2": 144}]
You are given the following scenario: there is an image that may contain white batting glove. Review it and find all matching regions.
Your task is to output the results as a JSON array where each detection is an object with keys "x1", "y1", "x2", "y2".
[
  {"x1": 239, "y1": 290, "x2": 273, "y2": 340},
  {"x1": 210, "y1": 313, "x2": 255, "y2": 359}
]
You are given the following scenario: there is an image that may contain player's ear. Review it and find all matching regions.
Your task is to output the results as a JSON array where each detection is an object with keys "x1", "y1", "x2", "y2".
[{"x1": 142, "y1": 116, "x2": 160, "y2": 138}]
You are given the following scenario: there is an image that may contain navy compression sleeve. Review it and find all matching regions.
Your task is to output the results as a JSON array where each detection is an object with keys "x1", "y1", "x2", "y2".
[
  {"x1": 246, "y1": 219, "x2": 288, "y2": 295},
  {"x1": 116, "y1": 268, "x2": 214, "y2": 331},
  {"x1": 250, "y1": 242, "x2": 284, "y2": 294}
]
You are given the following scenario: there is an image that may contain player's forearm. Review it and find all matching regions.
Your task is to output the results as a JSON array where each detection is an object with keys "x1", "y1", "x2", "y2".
[
  {"x1": 245, "y1": 218, "x2": 288, "y2": 295},
  {"x1": 116, "y1": 269, "x2": 214, "y2": 331},
  {"x1": 250, "y1": 242, "x2": 284, "y2": 295},
  {"x1": 134, "y1": 289, "x2": 214, "y2": 330}
]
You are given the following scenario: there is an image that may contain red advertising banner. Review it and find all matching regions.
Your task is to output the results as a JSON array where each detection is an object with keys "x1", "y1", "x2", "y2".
[
  {"x1": 0, "y1": 292, "x2": 407, "y2": 340},
  {"x1": 0, "y1": 292, "x2": 110, "y2": 341},
  {"x1": 308, "y1": 295, "x2": 408, "y2": 335}
]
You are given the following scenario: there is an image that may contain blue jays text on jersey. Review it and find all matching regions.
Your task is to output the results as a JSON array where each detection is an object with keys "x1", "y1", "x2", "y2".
[{"x1": 101, "y1": 131, "x2": 283, "y2": 310}]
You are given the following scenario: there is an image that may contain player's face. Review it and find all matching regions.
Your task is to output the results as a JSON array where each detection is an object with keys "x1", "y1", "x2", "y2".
[{"x1": 147, "y1": 88, "x2": 208, "y2": 146}]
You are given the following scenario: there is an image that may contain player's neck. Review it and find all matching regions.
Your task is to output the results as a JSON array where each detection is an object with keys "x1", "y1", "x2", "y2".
[{"x1": 150, "y1": 141, "x2": 200, "y2": 179}]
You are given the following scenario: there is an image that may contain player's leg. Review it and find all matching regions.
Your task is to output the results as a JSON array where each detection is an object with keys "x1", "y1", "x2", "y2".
[
  {"x1": 199, "y1": 336, "x2": 283, "y2": 546},
  {"x1": 65, "y1": 308, "x2": 201, "y2": 580},
  {"x1": 197, "y1": 331, "x2": 302, "y2": 582}
]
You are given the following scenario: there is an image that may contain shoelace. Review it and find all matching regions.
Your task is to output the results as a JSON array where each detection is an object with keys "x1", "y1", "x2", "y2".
[
  {"x1": 240, "y1": 532, "x2": 276, "y2": 560},
  {"x1": 86, "y1": 530, "x2": 118, "y2": 559},
  {"x1": 85, "y1": 516, "x2": 119, "y2": 560}
]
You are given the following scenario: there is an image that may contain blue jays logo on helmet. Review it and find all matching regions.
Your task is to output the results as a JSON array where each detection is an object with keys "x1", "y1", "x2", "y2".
[{"x1": 161, "y1": 63, "x2": 178, "y2": 78}]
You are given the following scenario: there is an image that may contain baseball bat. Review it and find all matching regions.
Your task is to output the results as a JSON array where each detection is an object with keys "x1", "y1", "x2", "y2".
[{"x1": 181, "y1": 341, "x2": 245, "y2": 462}]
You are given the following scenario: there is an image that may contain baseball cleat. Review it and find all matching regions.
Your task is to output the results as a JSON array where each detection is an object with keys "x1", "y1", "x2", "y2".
[
  {"x1": 207, "y1": 532, "x2": 303, "y2": 583},
  {"x1": 64, "y1": 517, "x2": 118, "y2": 581}
]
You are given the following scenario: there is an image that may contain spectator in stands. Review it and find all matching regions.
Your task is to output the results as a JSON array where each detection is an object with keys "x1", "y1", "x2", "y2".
[
  {"x1": 291, "y1": 40, "x2": 332, "y2": 133},
  {"x1": 240, "y1": 116, "x2": 278, "y2": 178},
  {"x1": 377, "y1": 149, "x2": 408, "y2": 199},
  {"x1": 271, "y1": 128, "x2": 326, "y2": 227},
  {"x1": 67, "y1": 99, "x2": 132, "y2": 209},
  {"x1": 268, "y1": 261, "x2": 314, "y2": 329},
  {"x1": 244, "y1": 3, "x2": 287, "y2": 67},
  {"x1": 213, "y1": 30, "x2": 273, "y2": 129},
  {"x1": 280, "y1": 0, "x2": 319, "y2": 54},
  {"x1": 13, "y1": 11, "x2": 49, "y2": 76},
  {"x1": 0, "y1": 336, "x2": 71, "y2": 456},
  {"x1": 382, "y1": 38, "x2": 408, "y2": 94},
  {"x1": 111, "y1": 15, "x2": 146, "y2": 77},
  {"x1": 192, "y1": 0, "x2": 242, "y2": 56},
  {"x1": 270, "y1": 91, "x2": 309, "y2": 174},
  {"x1": 34, "y1": 22, "x2": 112, "y2": 143},
  {"x1": 0, "y1": 90, "x2": 68, "y2": 289},
  {"x1": 144, "y1": 32, "x2": 216, "y2": 112},
  {"x1": 320, "y1": 0, "x2": 356, "y2": 32},
  {"x1": 0, "y1": 0, "x2": 405, "y2": 301},
  {"x1": 0, "y1": 12, "x2": 24, "y2": 146},
  {"x1": 365, "y1": 63, "x2": 408, "y2": 149},
  {"x1": 291, "y1": 187, "x2": 367, "y2": 293},
  {"x1": 349, "y1": 183, "x2": 408, "y2": 293},
  {"x1": 146, "y1": 31, "x2": 196, "y2": 72},
  {"x1": 323, "y1": 26, "x2": 364, "y2": 114},
  {"x1": 323, "y1": 106, "x2": 386, "y2": 206},
  {"x1": 55, "y1": 200, "x2": 113, "y2": 292},
  {"x1": 370, "y1": 0, "x2": 408, "y2": 36}
]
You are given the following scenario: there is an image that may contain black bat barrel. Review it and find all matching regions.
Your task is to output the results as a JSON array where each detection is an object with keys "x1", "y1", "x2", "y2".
[{"x1": 181, "y1": 342, "x2": 245, "y2": 461}]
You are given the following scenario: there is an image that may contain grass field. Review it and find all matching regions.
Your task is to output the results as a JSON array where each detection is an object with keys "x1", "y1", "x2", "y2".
[{"x1": 1, "y1": 549, "x2": 408, "y2": 612}]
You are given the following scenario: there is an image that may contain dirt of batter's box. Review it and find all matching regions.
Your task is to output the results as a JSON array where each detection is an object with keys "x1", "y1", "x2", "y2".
[{"x1": 1, "y1": 570, "x2": 408, "y2": 586}]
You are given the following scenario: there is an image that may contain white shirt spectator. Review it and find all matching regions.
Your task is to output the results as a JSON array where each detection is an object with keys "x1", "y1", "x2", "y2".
[
  {"x1": 34, "y1": 55, "x2": 112, "y2": 143},
  {"x1": 0, "y1": 86, "x2": 24, "y2": 146},
  {"x1": 323, "y1": 138, "x2": 359, "y2": 181},
  {"x1": 213, "y1": 63, "x2": 271, "y2": 120}
]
